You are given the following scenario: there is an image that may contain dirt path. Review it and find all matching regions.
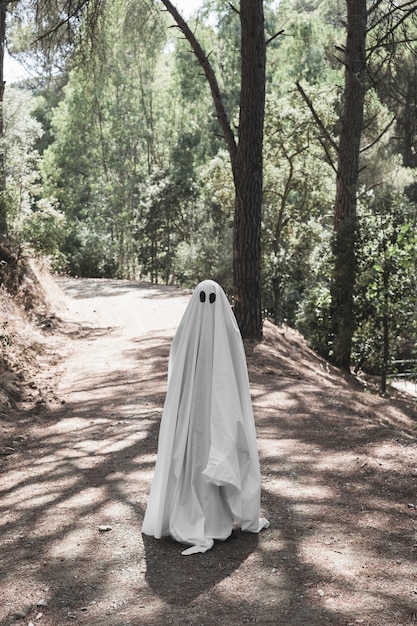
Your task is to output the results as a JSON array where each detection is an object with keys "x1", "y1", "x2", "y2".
[{"x1": 1, "y1": 278, "x2": 417, "y2": 626}]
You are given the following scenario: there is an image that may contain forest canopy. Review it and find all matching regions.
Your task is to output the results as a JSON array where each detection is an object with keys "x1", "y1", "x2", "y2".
[{"x1": 2, "y1": 0, "x2": 417, "y2": 386}]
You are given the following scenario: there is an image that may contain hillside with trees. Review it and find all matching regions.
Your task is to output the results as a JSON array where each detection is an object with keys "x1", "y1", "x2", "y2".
[{"x1": 1, "y1": 0, "x2": 417, "y2": 386}]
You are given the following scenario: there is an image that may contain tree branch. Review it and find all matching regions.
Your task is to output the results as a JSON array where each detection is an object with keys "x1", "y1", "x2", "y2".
[
  {"x1": 367, "y1": 0, "x2": 417, "y2": 34},
  {"x1": 31, "y1": 0, "x2": 103, "y2": 44},
  {"x1": 295, "y1": 80, "x2": 339, "y2": 156},
  {"x1": 360, "y1": 116, "x2": 396, "y2": 153},
  {"x1": 159, "y1": 0, "x2": 238, "y2": 165},
  {"x1": 228, "y1": 2, "x2": 239, "y2": 15},
  {"x1": 265, "y1": 29, "x2": 284, "y2": 46},
  {"x1": 318, "y1": 137, "x2": 338, "y2": 173}
]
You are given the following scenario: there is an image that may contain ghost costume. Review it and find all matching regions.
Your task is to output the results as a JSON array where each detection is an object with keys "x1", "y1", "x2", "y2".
[{"x1": 142, "y1": 279, "x2": 269, "y2": 554}]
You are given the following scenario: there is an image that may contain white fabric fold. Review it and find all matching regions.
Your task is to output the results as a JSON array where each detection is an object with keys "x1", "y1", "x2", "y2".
[
  {"x1": 142, "y1": 279, "x2": 269, "y2": 553},
  {"x1": 181, "y1": 539, "x2": 214, "y2": 556}
]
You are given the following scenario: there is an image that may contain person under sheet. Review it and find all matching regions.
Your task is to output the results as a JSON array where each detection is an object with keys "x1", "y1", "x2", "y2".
[{"x1": 142, "y1": 279, "x2": 269, "y2": 555}]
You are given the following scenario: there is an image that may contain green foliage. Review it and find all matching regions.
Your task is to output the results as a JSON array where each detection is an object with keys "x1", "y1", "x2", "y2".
[
  {"x1": 262, "y1": 90, "x2": 335, "y2": 325},
  {"x1": 268, "y1": 1, "x2": 343, "y2": 89},
  {"x1": 4, "y1": 86, "x2": 43, "y2": 227},
  {"x1": 41, "y1": 0, "x2": 175, "y2": 278},
  {"x1": 5, "y1": 0, "x2": 417, "y2": 373},
  {"x1": 175, "y1": 219, "x2": 233, "y2": 290},
  {"x1": 135, "y1": 168, "x2": 198, "y2": 284},
  {"x1": 59, "y1": 219, "x2": 117, "y2": 278},
  {"x1": 295, "y1": 235, "x2": 333, "y2": 357},
  {"x1": 39, "y1": 0, "x2": 242, "y2": 282},
  {"x1": 20, "y1": 198, "x2": 66, "y2": 258},
  {"x1": 353, "y1": 188, "x2": 417, "y2": 381},
  {"x1": 174, "y1": 150, "x2": 234, "y2": 290},
  {"x1": 1, "y1": 85, "x2": 63, "y2": 259}
]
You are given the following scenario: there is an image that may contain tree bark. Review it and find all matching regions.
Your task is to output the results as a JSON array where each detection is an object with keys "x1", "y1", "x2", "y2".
[
  {"x1": 330, "y1": 0, "x2": 367, "y2": 369},
  {"x1": 232, "y1": 0, "x2": 265, "y2": 340}
]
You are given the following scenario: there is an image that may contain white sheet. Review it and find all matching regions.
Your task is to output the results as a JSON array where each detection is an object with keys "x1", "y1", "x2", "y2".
[{"x1": 142, "y1": 279, "x2": 269, "y2": 553}]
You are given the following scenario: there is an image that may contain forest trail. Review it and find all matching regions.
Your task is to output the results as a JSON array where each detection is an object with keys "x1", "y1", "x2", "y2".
[
  {"x1": 53, "y1": 278, "x2": 191, "y2": 414},
  {"x1": 1, "y1": 277, "x2": 417, "y2": 626}
]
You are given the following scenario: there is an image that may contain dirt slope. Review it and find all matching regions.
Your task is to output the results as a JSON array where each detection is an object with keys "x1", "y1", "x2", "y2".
[{"x1": 0, "y1": 277, "x2": 416, "y2": 626}]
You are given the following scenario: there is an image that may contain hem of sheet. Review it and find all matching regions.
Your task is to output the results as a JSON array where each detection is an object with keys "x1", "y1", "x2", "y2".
[{"x1": 180, "y1": 517, "x2": 270, "y2": 556}]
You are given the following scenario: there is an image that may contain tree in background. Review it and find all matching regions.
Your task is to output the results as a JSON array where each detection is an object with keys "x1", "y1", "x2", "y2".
[
  {"x1": 173, "y1": 148, "x2": 235, "y2": 292},
  {"x1": 331, "y1": 0, "x2": 417, "y2": 370},
  {"x1": 294, "y1": 0, "x2": 417, "y2": 371},
  {"x1": 41, "y1": 0, "x2": 174, "y2": 277},
  {"x1": 4, "y1": 87, "x2": 44, "y2": 228},
  {"x1": 355, "y1": 188, "x2": 417, "y2": 392},
  {"x1": 329, "y1": 0, "x2": 367, "y2": 370},
  {"x1": 135, "y1": 168, "x2": 199, "y2": 285},
  {"x1": 262, "y1": 4, "x2": 340, "y2": 325},
  {"x1": 160, "y1": 0, "x2": 266, "y2": 340},
  {"x1": 1, "y1": 0, "x2": 105, "y2": 240},
  {"x1": 262, "y1": 90, "x2": 335, "y2": 325},
  {"x1": 0, "y1": 0, "x2": 19, "y2": 235}
]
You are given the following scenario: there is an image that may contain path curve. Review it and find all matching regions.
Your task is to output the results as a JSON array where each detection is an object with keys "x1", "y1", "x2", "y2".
[{"x1": 56, "y1": 278, "x2": 191, "y2": 409}]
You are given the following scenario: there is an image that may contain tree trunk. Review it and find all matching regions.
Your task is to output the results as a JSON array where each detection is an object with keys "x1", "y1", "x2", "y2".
[
  {"x1": 159, "y1": 0, "x2": 265, "y2": 340},
  {"x1": 232, "y1": 0, "x2": 265, "y2": 340},
  {"x1": 330, "y1": 0, "x2": 367, "y2": 369},
  {"x1": 403, "y1": 77, "x2": 417, "y2": 168},
  {"x1": 0, "y1": 0, "x2": 7, "y2": 235}
]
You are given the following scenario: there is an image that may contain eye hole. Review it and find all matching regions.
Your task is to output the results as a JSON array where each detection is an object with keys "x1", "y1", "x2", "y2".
[
  {"x1": 200, "y1": 291, "x2": 206, "y2": 303},
  {"x1": 209, "y1": 293, "x2": 216, "y2": 303}
]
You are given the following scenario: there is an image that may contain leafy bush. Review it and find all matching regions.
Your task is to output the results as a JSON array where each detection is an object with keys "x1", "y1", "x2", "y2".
[
  {"x1": 353, "y1": 188, "x2": 417, "y2": 385},
  {"x1": 295, "y1": 236, "x2": 333, "y2": 358},
  {"x1": 20, "y1": 198, "x2": 66, "y2": 258},
  {"x1": 59, "y1": 221, "x2": 117, "y2": 277}
]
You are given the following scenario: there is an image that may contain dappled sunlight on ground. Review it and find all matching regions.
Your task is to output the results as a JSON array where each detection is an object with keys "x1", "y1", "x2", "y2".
[{"x1": 0, "y1": 283, "x2": 416, "y2": 625}]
